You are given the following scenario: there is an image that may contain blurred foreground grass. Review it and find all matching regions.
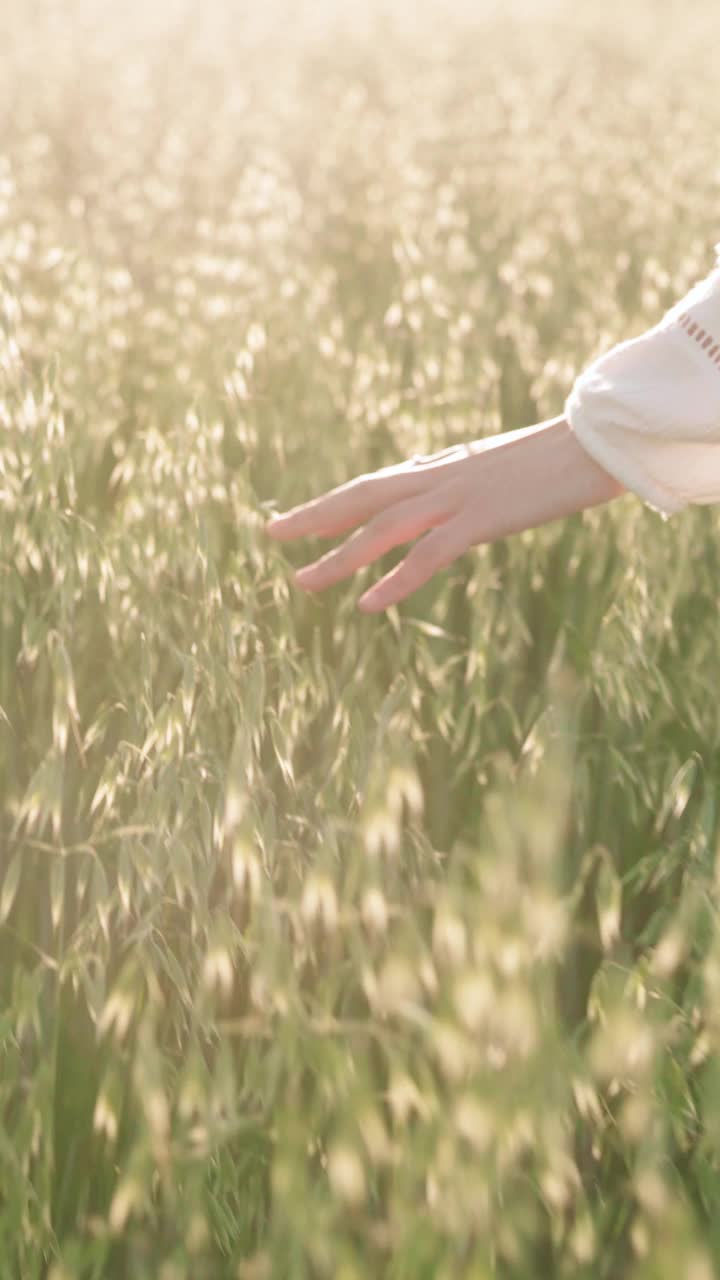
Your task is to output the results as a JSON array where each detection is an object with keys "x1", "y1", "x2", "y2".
[{"x1": 3, "y1": 0, "x2": 720, "y2": 1276}]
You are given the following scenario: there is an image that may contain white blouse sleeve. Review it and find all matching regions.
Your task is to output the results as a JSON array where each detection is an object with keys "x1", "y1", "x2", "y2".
[{"x1": 564, "y1": 244, "x2": 720, "y2": 520}]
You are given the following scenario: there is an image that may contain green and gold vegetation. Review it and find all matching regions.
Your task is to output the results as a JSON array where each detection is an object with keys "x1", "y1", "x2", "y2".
[{"x1": 3, "y1": 0, "x2": 720, "y2": 1275}]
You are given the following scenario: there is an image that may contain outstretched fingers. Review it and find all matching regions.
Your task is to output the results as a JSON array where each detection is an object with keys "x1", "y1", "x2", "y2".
[
  {"x1": 293, "y1": 485, "x2": 455, "y2": 592},
  {"x1": 358, "y1": 508, "x2": 475, "y2": 612},
  {"x1": 265, "y1": 465, "x2": 426, "y2": 542}
]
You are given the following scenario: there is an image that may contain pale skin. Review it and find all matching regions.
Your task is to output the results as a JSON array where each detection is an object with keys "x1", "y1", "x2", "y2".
[{"x1": 264, "y1": 414, "x2": 627, "y2": 614}]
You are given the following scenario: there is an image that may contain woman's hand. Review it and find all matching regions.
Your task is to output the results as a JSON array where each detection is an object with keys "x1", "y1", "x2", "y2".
[{"x1": 264, "y1": 415, "x2": 625, "y2": 613}]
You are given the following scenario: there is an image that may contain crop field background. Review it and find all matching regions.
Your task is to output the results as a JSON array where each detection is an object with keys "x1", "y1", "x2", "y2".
[{"x1": 2, "y1": 0, "x2": 720, "y2": 1276}]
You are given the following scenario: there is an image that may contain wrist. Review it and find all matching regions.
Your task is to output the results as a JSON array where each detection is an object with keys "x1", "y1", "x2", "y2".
[{"x1": 472, "y1": 415, "x2": 626, "y2": 541}]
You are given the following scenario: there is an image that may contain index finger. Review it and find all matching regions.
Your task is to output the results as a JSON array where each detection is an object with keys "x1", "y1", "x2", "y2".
[
  {"x1": 264, "y1": 465, "x2": 423, "y2": 542},
  {"x1": 264, "y1": 445, "x2": 469, "y2": 542}
]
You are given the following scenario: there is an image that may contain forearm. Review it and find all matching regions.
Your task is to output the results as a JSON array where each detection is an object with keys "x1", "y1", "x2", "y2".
[
  {"x1": 470, "y1": 414, "x2": 626, "y2": 541},
  {"x1": 266, "y1": 411, "x2": 629, "y2": 612}
]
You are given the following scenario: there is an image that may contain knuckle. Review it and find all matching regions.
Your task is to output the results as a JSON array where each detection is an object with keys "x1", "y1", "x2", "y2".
[
  {"x1": 334, "y1": 530, "x2": 366, "y2": 569},
  {"x1": 368, "y1": 508, "x2": 398, "y2": 536},
  {"x1": 400, "y1": 550, "x2": 431, "y2": 584},
  {"x1": 410, "y1": 536, "x2": 453, "y2": 576},
  {"x1": 415, "y1": 542, "x2": 444, "y2": 572}
]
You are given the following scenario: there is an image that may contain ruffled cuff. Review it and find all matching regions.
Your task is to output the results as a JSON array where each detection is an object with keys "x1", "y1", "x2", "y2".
[
  {"x1": 564, "y1": 383, "x2": 688, "y2": 520},
  {"x1": 565, "y1": 256, "x2": 720, "y2": 519}
]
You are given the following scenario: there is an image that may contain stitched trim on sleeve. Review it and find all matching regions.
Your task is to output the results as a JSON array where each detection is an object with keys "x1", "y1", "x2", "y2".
[{"x1": 677, "y1": 311, "x2": 720, "y2": 368}]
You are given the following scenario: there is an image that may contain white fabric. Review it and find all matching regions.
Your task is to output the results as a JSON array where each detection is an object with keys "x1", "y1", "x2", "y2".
[{"x1": 564, "y1": 243, "x2": 720, "y2": 519}]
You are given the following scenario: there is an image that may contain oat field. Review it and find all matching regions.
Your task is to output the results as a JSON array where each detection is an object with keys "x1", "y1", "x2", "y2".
[{"x1": 3, "y1": 0, "x2": 720, "y2": 1276}]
